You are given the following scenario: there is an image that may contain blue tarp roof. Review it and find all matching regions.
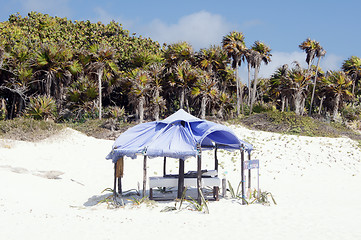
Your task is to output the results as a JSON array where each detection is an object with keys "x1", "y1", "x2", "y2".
[{"x1": 106, "y1": 109, "x2": 253, "y2": 162}]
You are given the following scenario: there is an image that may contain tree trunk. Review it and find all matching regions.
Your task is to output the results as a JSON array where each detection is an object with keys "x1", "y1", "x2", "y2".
[
  {"x1": 201, "y1": 95, "x2": 207, "y2": 119},
  {"x1": 154, "y1": 89, "x2": 160, "y2": 121},
  {"x1": 301, "y1": 98, "x2": 305, "y2": 115},
  {"x1": 309, "y1": 56, "x2": 321, "y2": 116},
  {"x1": 240, "y1": 84, "x2": 244, "y2": 115},
  {"x1": 143, "y1": 155, "x2": 147, "y2": 197},
  {"x1": 235, "y1": 65, "x2": 240, "y2": 116},
  {"x1": 247, "y1": 63, "x2": 251, "y2": 105},
  {"x1": 180, "y1": 88, "x2": 185, "y2": 109},
  {"x1": 10, "y1": 94, "x2": 16, "y2": 119},
  {"x1": 139, "y1": 96, "x2": 145, "y2": 123},
  {"x1": 186, "y1": 98, "x2": 190, "y2": 113},
  {"x1": 46, "y1": 73, "x2": 52, "y2": 97},
  {"x1": 217, "y1": 106, "x2": 224, "y2": 120},
  {"x1": 333, "y1": 94, "x2": 341, "y2": 121},
  {"x1": 319, "y1": 96, "x2": 325, "y2": 114},
  {"x1": 98, "y1": 68, "x2": 103, "y2": 120},
  {"x1": 17, "y1": 97, "x2": 24, "y2": 118},
  {"x1": 281, "y1": 96, "x2": 286, "y2": 112},
  {"x1": 294, "y1": 90, "x2": 303, "y2": 115},
  {"x1": 249, "y1": 66, "x2": 260, "y2": 114}
]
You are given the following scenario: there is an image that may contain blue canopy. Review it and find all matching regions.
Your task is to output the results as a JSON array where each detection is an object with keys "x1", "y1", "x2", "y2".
[{"x1": 106, "y1": 109, "x2": 253, "y2": 162}]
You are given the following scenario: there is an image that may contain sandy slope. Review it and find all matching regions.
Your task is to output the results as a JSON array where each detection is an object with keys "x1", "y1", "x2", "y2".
[{"x1": 1, "y1": 126, "x2": 361, "y2": 240}]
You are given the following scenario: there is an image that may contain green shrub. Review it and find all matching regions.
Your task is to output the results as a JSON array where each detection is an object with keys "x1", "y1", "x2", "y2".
[
  {"x1": 341, "y1": 104, "x2": 361, "y2": 121},
  {"x1": 25, "y1": 95, "x2": 57, "y2": 120},
  {"x1": 103, "y1": 106, "x2": 125, "y2": 121},
  {"x1": 252, "y1": 102, "x2": 276, "y2": 114}
]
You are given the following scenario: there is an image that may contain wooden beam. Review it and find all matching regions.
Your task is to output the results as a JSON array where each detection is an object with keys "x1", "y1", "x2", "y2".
[
  {"x1": 115, "y1": 157, "x2": 124, "y2": 197},
  {"x1": 214, "y1": 145, "x2": 218, "y2": 173},
  {"x1": 241, "y1": 146, "x2": 246, "y2": 205},
  {"x1": 163, "y1": 157, "x2": 167, "y2": 176},
  {"x1": 197, "y1": 150, "x2": 202, "y2": 205},
  {"x1": 113, "y1": 163, "x2": 117, "y2": 197},
  {"x1": 149, "y1": 188, "x2": 153, "y2": 200},
  {"x1": 117, "y1": 177, "x2": 122, "y2": 197},
  {"x1": 143, "y1": 155, "x2": 147, "y2": 197},
  {"x1": 248, "y1": 151, "x2": 251, "y2": 189},
  {"x1": 222, "y1": 178, "x2": 227, "y2": 197},
  {"x1": 177, "y1": 158, "x2": 185, "y2": 199}
]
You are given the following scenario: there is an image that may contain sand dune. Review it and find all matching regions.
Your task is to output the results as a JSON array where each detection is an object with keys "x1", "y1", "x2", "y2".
[{"x1": 1, "y1": 126, "x2": 361, "y2": 240}]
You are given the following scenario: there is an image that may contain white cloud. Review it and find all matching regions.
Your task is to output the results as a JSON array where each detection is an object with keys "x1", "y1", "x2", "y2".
[
  {"x1": 19, "y1": 0, "x2": 71, "y2": 17},
  {"x1": 141, "y1": 11, "x2": 235, "y2": 50},
  {"x1": 239, "y1": 51, "x2": 308, "y2": 84},
  {"x1": 320, "y1": 53, "x2": 343, "y2": 72},
  {"x1": 259, "y1": 51, "x2": 308, "y2": 78},
  {"x1": 239, "y1": 51, "x2": 344, "y2": 85},
  {"x1": 93, "y1": 7, "x2": 135, "y2": 29}
]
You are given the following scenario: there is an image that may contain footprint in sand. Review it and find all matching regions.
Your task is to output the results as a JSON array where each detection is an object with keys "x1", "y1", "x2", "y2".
[
  {"x1": 0, "y1": 165, "x2": 64, "y2": 179},
  {"x1": 32, "y1": 170, "x2": 64, "y2": 179}
]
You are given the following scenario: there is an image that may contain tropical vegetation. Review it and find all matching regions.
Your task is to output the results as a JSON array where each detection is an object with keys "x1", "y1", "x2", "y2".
[{"x1": 1, "y1": 12, "x2": 361, "y2": 134}]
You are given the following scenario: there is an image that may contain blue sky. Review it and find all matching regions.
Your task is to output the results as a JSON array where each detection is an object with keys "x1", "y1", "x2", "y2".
[{"x1": 1, "y1": 0, "x2": 361, "y2": 80}]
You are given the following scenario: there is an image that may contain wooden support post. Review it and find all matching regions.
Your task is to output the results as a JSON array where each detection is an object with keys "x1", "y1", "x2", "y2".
[
  {"x1": 149, "y1": 188, "x2": 153, "y2": 200},
  {"x1": 248, "y1": 151, "x2": 251, "y2": 189},
  {"x1": 241, "y1": 146, "x2": 246, "y2": 205},
  {"x1": 214, "y1": 145, "x2": 218, "y2": 173},
  {"x1": 177, "y1": 158, "x2": 185, "y2": 199},
  {"x1": 222, "y1": 178, "x2": 227, "y2": 197},
  {"x1": 163, "y1": 157, "x2": 167, "y2": 191},
  {"x1": 117, "y1": 177, "x2": 122, "y2": 197},
  {"x1": 143, "y1": 155, "x2": 147, "y2": 197},
  {"x1": 115, "y1": 157, "x2": 124, "y2": 196},
  {"x1": 197, "y1": 148, "x2": 202, "y2": 205},
  {"x1": 113, "y1": 163, "x2": 117, "y2": 197},
  {"x1": 163, "y1": 157, "x2": 167, "y2": 176},
  {"x1": 213, "y1": 187, "x2": 219, "y2": 201}
]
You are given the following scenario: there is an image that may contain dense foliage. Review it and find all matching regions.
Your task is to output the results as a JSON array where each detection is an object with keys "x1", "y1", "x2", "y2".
[{"x1": 1, "y1": 12, "x2": 361, "y2": 131}]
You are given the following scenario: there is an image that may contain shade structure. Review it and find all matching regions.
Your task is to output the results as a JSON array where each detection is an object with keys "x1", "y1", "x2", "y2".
[{"x1": 106, "y1": 109, "x2": 252, "y2": 162}]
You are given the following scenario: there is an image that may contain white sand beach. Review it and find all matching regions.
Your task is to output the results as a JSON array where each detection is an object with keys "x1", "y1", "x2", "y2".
[{"x1": 1, "y1": 126, "x2": 361, "y2": 240}]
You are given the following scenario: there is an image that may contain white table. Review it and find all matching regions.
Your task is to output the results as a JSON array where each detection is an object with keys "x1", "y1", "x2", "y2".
[{"x1": 149, "y1": 176, "x2": 220, "y2": 200}]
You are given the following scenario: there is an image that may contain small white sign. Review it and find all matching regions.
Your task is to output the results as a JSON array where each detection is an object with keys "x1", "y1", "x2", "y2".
[{"x1": 244, "y1": 160, "x2": 259, "y2": 170}]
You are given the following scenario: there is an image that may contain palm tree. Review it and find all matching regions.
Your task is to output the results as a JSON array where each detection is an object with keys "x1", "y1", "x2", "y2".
[
  {"x1": 244, "y1": 48, "x2": 255, "y2": 105},
  {"x1": 269, "y1": 64, "x2": 290, "y2": 111},
  {"x1": 191, "y1": 70, "x2": 218, "y2": 119},
  {"x1": 147, "y1": 62, "x2": 166, "y2": 121},
  {"x1": 342, "y1": 56, "x2": 361, "y2": 95},
  {"x1": 308, "y1": 41, "x2": 326, "y2": 115},
  {"x1": 270, "y1": 62, "x2": 310, "y2": 115},
  {"x1": 171, "y1": 61, "x2": 198, "y2": 111},
  {"x1": 33, "y1": 44, "x2": 73, "y2": 100},
  {"x1": 128, "y1": 68, "x2": 150, "y2": 123},
  {"x1": 216, "y1": 91, "x2": 233, "y2": 120},
  {"x1": 164, "y1": 42, "x2": 194, "y2": 72},
  {"x1": 1, "y1": 45, "x2": 33, "y2": 118},
  {"x1": 222, "y1": 31, "x2": 247, "y2": 116},
  {"x1": 299, "y1": 38, "x2": 318, "y2": 73},
  {"x1": 287, "y1": 66, "x2": 311, "y2": 115},
  {"x1": 249, "y1": 41, "x2": 272, "y2": 114},
  {"x1": 323, "y1": 71, "x2": 353, "y2": 120},
  {"x1": 87, "y1": 44, "x2": 119, "y2": 119},
  {"x1": 197, "y1": 46, "x2": 228, "y2": 74},
  {"x1": 163, "y1": 42, "x2": 195, "y2": 111}
]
